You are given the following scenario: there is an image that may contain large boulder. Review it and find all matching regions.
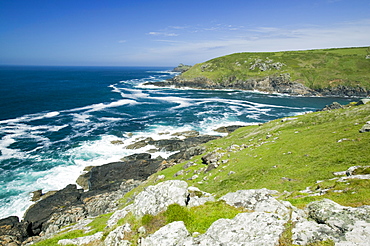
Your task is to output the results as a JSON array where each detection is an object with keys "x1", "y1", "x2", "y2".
[
  {"x1": 219, "y1": 188, "x2": 298, "y2": 220},
  {"x1": 131, "y1": 180, "x2": 189, "y2": 217},
  {"x1": 23, "y1": 184, "x2": 84, "y2": 236},
  {"x1": 86, "y1": 155, "x2": 161, "y2": 191},
  {"x1": 190, "y1": 212, "x2": 286, "y2": 246},
  {"x1": 139, "y1": 221, "x2": 190, "y2": 246},
  {"x1": 302, "y1": 199, "x2": 370, "y2": 245},
  {"x1": 104, "y1": 223, "x2": 131, "y2": 246},
  {"x1": 0, "y1": 216, "x2": 30, "y2": 245}
]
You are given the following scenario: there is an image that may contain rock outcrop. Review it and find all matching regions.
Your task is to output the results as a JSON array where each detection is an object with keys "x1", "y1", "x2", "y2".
[
  {"x1": 145, "y1": 73, "x2": 319, "y2": 96},
  {"x1": 98, "y1": 183, "x2": 370, "y2": 246}
]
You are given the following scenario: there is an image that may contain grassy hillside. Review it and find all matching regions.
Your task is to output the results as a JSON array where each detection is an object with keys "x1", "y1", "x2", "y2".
[
  {"x1": 33, "y1": 102, "x2": 370, "y2": 245},
  {"x1": 138, "y1": 102, "x2": 370, "y2": 208},
  {"x1": 180, "y1": 47, "x2": 370, "y2": 90}
]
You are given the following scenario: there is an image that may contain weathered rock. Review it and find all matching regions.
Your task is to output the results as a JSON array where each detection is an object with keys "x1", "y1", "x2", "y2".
[
  {"x1": 359, "y1": 122, "x2": 370, "y2": 133},
  {"x1": 139, "y1": 221, "x2": 190, "y2": 246},
  {"x1": 307, "y1": 199, "x2": 370, "y2": 229},
  {"x1": 43, "y1": 206, "x2": 87, "y2": 236},
  {"x1": 86, "y1": 156, "x2": 161, "y2": 191},
  {"x1": 292, "y1": 219, "x2": 338, "y2": 245},
  {"x1": 131, "y1": 180, "x2": 188, "y2": 217},
  {"x1": 356, "y1": 98, "x2": 370, "y2": 105},
  {"x1": 214, "y1": 125, "x2": 244, "y2": 133},
  {"x1": 58, "y1": 231, "x2": 103, "y2": 245},
  {"x1": 219, "y1": 188, "x2": 295, "y2": 220},
  {"x1": 106, "y1": 205, "x2": 133, "y2": 228},
  {"x1": 23, "y1": 184, "x2": 84, "y2": 236},
  {"x1": 104, "y1": 223, "x2": 131, "y2": 246},
  {"x1": 306, "y1": 199, "x2": 370, "y2": 244},
  {"x1": 172, "y1": 64, "x2": 192, "y2": 73},
  {"x1": 0, "y1": 216, "x2": 29, "y2": 244},
  {"x1": 201, "y1": 148, "x2": 224, "y2": 165},
  {"x1": 191, "y1": 212, "x2": 286, "y2": 246},
  {"x1": 321, "y1": 102, "x2": 343, "y2": 111},
  {"x1": 187, "y1": 186, "x2": 215, "y2": 207}
]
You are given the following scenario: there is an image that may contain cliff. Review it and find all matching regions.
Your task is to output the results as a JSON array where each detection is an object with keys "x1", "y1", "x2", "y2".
[
  {"x1": 147, "y1": 47, "x2": 370, "y2": 97},
  {"x1": 1, "y1": 101, "x2": 370, "y2": 245}
]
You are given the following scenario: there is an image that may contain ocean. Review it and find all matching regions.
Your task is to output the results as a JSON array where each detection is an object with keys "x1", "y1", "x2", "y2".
[{"x1": 0, "y1": 66, "x2": 356, "y2": 219}]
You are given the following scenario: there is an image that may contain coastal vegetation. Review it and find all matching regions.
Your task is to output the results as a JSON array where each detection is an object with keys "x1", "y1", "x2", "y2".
[
  {"x1": 30, "y1": 101, "x2": 370, "y2": 245},
  {"x1": 180, "y1": 46, "x2": 370, "y2": 90}
]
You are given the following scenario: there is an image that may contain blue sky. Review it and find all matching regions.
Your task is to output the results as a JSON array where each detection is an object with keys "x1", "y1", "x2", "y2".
[{"x1": 1, "y1": 0, "x2": 369, "y2": 66}]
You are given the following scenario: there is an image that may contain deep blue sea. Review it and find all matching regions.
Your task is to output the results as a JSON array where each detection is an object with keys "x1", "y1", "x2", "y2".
[{"x1": 0, "y1": 66, "x2": 357, "y2": 219}]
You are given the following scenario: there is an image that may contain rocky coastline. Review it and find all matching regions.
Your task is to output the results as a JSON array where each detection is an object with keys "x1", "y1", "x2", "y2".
[
  {"x1": 0, "y1": 130, "x2": 221, "y2": 245},
  {"x1": 144, "y1": 74, "x2": 370, "y2": 98},
  {"x1": 1, "y1": 102, "x2": 370, "y2": 245}
]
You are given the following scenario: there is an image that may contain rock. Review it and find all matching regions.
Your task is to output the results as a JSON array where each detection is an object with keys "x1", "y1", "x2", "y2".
[
  {"x1": 43, "y1": 206, "x2": 87, "y2": 236},
  {"x1": 0, "y1": 216, "x2": 29, "y2": 244},
  {"x1": 356, "y1": 98, "x2": 370, "y2": 105},
  {"x1": 359, "y1": 122, "x2": 370, "y2": 133},
  {"x1": 213, "y1": 125, "x2": 244, "y2": 133},
  {"x1": 191, "y1": 212, "x2": 286, "y2": 246},
  {"x1": 171, "y1": 130, "x2": 199, "y2": 138},
  {"x1": 58, "y1": 231, "x2": 103, "y2": 245},
  {"x1": 172, "y1": 64, "x2": 192, "y2": 73},
  {"x1": 292, "y1": 219, "x2": 337, "y2": 245},
  {"x1": 23, "y1": 184, "x2": 84, "y2": 236},
  {"x1": 321, "y1": 102, "x2": 343, "y2": 111},
  {"x1": 307, "y1": 199, "x2": 370, "y2": 236},
  {"x1": 125, "y1": 138, "x2": 152, "y2": 150},
  {"x1": 186, "y1": 186, "x2": 214, "y2": 207},
  {"x1": 219, "y1": 188, "x2": 294, "y2": 220},
  {"x1": 30, "y1": 190, "x2": 43, "y2": 202},
  {"x1": 139, "y1": 221, "x2": 190, "y2": 246},
  {"x1": 104, "y1": 223, "x2": 131, "y2": 246},
  {"x1": 201, "y1": 149, "x2": 224, "y2": 165},
  {"x1": 106, "y1": 205, "x2": 133, "y2": 228},
  {"x1": 86, "y1": 155, "x2": 161, "y2": 191},
  {"x1": 131, "y1": 180, "x2": 189, "y2": 217}
]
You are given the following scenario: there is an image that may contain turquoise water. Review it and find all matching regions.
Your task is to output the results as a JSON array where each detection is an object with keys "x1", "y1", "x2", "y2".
[{"x1": 0, "y1": 66, "x2": 356, "y2": 219}]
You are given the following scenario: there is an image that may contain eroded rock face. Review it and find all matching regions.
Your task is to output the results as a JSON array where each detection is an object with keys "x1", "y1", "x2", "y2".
[
  {"x1": 291, "y1": 199, "x2": 370, "y2": 245},
  {"x1": 192, "y1": 212, "x2": 286, "y2": 246},
  {"x1": 0, "y1": 216, "x2": 29, "y2": 246},
  {"x1": 139, "y1": 221, "x2": 189, "y2": 246},
  {"x1": 219, "y1": 188, "x2": 294, "y2": 220},
  {"x1": 104, "y1": 223, "x2": 132, "y2": 246},
  {"x1": 131, "y1": 180, "x2": 189, "y2": 217}
]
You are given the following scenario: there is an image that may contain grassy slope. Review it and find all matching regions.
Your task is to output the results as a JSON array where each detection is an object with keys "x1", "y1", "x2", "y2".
[
  {"x1": 154, "y1": 102, "x2": 370, "y2": 208},
  {"x1": 34, "y1": 103, "x2": 370, "y2": 245},
  {"x1": 180, "y1": 47, "x2": 370, "y2": 90}
]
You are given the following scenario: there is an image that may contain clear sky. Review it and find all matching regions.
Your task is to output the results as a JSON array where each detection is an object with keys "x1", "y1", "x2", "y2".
[{"x1": 1, "y1": 0, "x2": 369, "y2": 66}]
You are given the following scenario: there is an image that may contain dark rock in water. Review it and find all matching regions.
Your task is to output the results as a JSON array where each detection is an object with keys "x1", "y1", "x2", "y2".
[
  {"x1": 214, "y1": 125, "x2": 244, "y2": 133},
  {"x1": 23, "y1": 184, "x2": 84, "y2": 236},
  {"x1": 320, "y1": 102, "x2": 343, "y2": 111},
  {"x1": 87, "y1": 155, "x2": 162, "y2": 191},
  {"x1": 0, "y1": 216, "x2": 30, "y2": 244},
  {"x1": 31, "y1": 190, "x2": 43, "y2": 202}
]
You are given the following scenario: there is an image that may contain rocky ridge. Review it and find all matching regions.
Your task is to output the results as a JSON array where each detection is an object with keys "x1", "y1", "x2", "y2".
[{"x1": 51, "y1": 180, "x2": 370, "y2": 245}]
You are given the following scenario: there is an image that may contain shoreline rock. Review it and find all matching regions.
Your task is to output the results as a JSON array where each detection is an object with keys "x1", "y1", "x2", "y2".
[{"x1": 144, "y1": 74, "x2": 369, "y2": 98}]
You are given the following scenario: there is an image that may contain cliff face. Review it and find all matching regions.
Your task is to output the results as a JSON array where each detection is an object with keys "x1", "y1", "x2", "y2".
[
  {"x1": 154, "y1": 47, "x2": 370, "y2": 97},
  {"x1": 147, "y1": 73, "x2": 319, "y2": 96}
]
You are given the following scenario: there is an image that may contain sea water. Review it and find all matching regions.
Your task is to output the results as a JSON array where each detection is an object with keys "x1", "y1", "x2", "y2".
[{"x1": 0, "y1": 66, "x2": 356, "y2": 219}]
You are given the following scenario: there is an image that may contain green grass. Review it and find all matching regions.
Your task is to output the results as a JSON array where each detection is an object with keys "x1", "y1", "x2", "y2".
[
  {"x1": 181, "y1": 47, "x2": 370, "y2": 90},
  {"x1": 34, "y1": 103, "x2": 370, "y2": 245},
  {"x1": 153, "y1": 103, "x2": 370, "y2": 207}
]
